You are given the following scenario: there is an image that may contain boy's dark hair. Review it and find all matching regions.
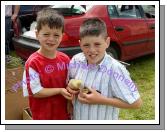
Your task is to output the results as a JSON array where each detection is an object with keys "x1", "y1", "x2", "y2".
[
  {"x1": 79, "y1": 18, "x2": 107, "y2": 39},
  {"x1": 36, "y1": 8, "x2": 64, "y2": 32}
]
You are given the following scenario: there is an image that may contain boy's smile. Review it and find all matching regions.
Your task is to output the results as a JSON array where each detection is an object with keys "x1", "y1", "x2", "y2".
[
  {"x1": 80, "y1": 35, "x2": 110, "y2": 65},
  {"x1": 88, "y1": 54, "x2": 98, "y2": 59},
  {"x1": 46, "y1": 43, "x2": 56, "y2": 47}
]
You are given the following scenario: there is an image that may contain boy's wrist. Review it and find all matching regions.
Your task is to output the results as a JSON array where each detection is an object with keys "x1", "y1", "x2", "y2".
[
  {"x1": 97, "y1": 95, "x2": 108, "y2": 105},
  {"x1": 52, "y1": 88, "x2": 61, "y2": 95},
  {"x1": 58, "y1": 88, "x2": 64, "y2": 95}
]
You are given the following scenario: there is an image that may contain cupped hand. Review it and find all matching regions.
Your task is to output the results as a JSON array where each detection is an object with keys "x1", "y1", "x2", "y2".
[
  {"x1": 60, "y1": 88, "x2": 73, "y2": 100},
  {"x1": 78, "y1": 88, "x2": 104, "y2": 104},
  {"x1": 66, "y1": 85, "x2": 80, "y2": 95}
]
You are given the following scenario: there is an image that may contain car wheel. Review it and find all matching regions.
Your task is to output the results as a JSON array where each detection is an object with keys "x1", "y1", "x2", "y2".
[
  {"x1": 107, "y1": 47, "x2": 119, "y2": 59},
  {"x1": 107, "y1": 47, "x2": 130, "y2": 67}
]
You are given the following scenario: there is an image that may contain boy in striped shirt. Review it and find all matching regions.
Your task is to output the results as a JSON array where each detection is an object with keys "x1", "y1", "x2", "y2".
[{"x1": 67, "y1": 18, "x2": 142, "y2": 120}]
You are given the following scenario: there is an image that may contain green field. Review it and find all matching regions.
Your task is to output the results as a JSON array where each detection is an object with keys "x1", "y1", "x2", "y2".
[{"x1": 119, "y1": 54, "x2": 155, "y2": 120}]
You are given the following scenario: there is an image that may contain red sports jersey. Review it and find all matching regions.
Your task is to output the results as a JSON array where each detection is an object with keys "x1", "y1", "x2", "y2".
[{"x1": 24, "y1": 51, "x2": 70, "y2": 120}]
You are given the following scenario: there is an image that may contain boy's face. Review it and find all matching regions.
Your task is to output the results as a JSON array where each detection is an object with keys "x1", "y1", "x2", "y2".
[
  {"x1": 80, "y1": 35, "x2": 110, "y2": 64},
  {"x1": 36, "y1": 24, "x2": 63, "y2": 52}
]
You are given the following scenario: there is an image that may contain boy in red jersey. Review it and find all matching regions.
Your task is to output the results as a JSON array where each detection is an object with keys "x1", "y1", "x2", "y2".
[{"x1": 22, "y1": 8, "x2": 72, "y2": 120}]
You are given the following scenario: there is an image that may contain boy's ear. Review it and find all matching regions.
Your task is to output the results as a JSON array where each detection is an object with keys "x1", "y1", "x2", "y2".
[
  {"x1": 106, "y1": 37, "x2": 110, "y2": 48},
  {"x1": 79, "y1": 40, "x2": 81, "y2": 44}
]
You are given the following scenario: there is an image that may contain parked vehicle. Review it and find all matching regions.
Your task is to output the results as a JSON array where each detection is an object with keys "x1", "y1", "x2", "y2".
[
  {"x1": 10, "y1": 5, "x2": 49, "y2": 50},
  {"x1": 12, "y1": 5, "x2": 155, "y2": 61}
]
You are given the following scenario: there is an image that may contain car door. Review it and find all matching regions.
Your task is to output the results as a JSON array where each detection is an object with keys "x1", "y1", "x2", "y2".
[
  {"x1": 141, "y1": 5, "x2": 155, "y2": 53},
  {"x1": 108, "y1": 5, "x2": 150, "y2": 58}
]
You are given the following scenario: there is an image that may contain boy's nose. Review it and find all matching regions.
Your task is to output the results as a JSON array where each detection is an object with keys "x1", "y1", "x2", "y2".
[
  {"x1": 89, "y1": 46, "x2": 96, "y2": 52},
  {"x1": 48, "y1": 36, "x2": 56, "y2": 42}
]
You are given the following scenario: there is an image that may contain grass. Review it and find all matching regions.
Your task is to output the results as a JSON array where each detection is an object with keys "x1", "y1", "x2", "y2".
[
  {"x1": 119, "y1": 54, "x2": 155, "y2": 120},
  {"x1": 6, "y1": 51, "x2": 24, "y2": 69}
]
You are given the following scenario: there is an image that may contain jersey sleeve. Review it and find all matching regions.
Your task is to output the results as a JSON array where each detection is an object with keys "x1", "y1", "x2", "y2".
[{"x1": 22, "y1": 67, "x2": 43, "y2": 97}]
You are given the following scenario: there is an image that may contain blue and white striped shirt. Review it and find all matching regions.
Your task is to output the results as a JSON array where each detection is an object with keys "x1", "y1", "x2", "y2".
[{"x1": 68, "y1": 52, "x2": 140, "y2": 120}]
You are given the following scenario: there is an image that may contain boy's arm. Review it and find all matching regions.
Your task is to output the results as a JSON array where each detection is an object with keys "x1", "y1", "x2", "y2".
[
  {"x1": 33, "y1": 88, "x2": 72, "y2": 100},
  {"x1": 113, "y1": 97, "x2": 142, "y2": 109},
  {"x1": 96, "y1": 94, "x2": 142, "y2": 109},
  {"x1": 78, "y1": 88, "x2": 142, "y2": 109},
  {"x1": 22, "y1": 68, "x2": 72, "y2": 100}
]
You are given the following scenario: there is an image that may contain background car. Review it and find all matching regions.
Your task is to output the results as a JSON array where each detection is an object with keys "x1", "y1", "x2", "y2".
[
  {"x1": 9, "y1": 5, "x2": 49, "y2": 50},
  {"x1": 12, "y1": 5, "x2": 155, "y2": 61}
]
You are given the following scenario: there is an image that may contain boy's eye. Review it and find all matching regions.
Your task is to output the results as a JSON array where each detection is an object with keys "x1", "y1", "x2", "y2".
[
  {"x1": 43, "y1": 34, "x2": 49, "y2": 36},
  {"x1": 54, "y1": 34, "x2": 59, "y2": 37},
  {"x1": 83, "y1": 44, "x2": 89, "y2": 47},
  {"x1": 95, "y1": 43, "x2": 101, "y2": 46}
]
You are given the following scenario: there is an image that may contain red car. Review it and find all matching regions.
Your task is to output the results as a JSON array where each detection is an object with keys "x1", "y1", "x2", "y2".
[{"x1": 12, "y1": 5, "x2": 155, "y2": 61}]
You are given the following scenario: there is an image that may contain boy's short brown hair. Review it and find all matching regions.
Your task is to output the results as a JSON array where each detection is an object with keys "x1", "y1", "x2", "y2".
[
  {"x1": 36, "y1": 8, "x2": 64, "y2": 32},
  {"x1": 79, "y1": 18, "x2": 107, "y2": 39}
]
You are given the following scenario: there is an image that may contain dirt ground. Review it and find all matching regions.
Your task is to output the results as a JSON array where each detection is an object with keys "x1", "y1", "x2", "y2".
[{"x1": 5, "y1": 66, "x2": 29, "y2": 120}]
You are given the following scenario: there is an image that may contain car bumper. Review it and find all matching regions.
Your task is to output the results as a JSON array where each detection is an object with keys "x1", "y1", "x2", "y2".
[{"x1": 12, "y1": 36, "x2": 82, "y2": 60}]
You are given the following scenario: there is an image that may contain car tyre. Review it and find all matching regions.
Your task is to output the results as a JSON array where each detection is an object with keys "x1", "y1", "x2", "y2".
[{"x1": 107, "y1": 47, "x2": 119, "y2": 59}]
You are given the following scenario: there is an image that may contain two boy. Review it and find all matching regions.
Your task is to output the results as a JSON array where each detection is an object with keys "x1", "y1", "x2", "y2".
[{"x1": 23, "y1": 8, "x2": 142, "y2": 120}]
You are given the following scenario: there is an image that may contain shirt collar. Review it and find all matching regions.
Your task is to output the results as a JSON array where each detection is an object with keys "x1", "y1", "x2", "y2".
[{"x1": 97, "y1": 52, "x2": 108, "y2": 67}]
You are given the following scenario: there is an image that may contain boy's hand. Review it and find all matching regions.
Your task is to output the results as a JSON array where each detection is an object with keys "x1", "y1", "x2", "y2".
[
  {"x1": 78, "y1": 88, "x2": 103, "y2": 104},
  {"x1": 66, "y1": 85, "x2": 80, "y2": 95},
  {"x1": 60, "y1": 88, "x2": 73, "y2": 100}
]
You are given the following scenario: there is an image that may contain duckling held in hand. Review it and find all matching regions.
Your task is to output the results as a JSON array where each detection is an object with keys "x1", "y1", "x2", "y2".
[{"x1": 68, "y1": 79, "x2": 82, "y2": 90}]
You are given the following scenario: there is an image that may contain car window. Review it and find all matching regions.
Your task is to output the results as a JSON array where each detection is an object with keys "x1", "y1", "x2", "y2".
[
  {"x1": 108, "y1": 5, "x2": 119, "y2": 18},
  {"x1": 51, "y1": 5, "x2": 93, "y2": 15},
  {"x1": 108, "y1": 5, "x2": 142, "y2": 18},
  {"x1": 141, "y1": 5, "x2": 155, "y2": 18}
]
